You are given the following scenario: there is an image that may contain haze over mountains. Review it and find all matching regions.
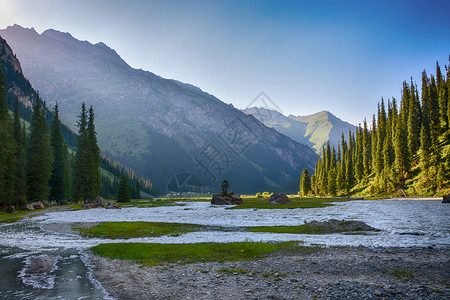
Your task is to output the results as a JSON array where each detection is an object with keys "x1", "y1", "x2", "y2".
[
  {"x1": 243, "y1": 107, "x2": 356, "y2": 153},
  {"x1": 0, "y1": 24, "x2": 318, "y2": 194}
]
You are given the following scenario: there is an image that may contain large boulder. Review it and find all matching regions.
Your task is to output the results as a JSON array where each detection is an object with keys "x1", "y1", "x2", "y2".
[
  {"x1": 94, "y1": 196, "x2": 109, "y2": 208},
  {"x1": 269, "y1": 193, "x2": 292, "y2": 204},
  {"x1": 211, "y1": 193, "x2": 243, "y2": 205},
  {"x1": 443, "y1": 195, "x2": 450, "y2": 203},
  {"x1": 6, "y1": 205, "x2": 15, "y2": 213},
  {"x1": 23, "y1": 204, "x2": 35, "y2": 210},
  {"x1": 32, "y1": 201, "x2": 45, "y2": 209}
]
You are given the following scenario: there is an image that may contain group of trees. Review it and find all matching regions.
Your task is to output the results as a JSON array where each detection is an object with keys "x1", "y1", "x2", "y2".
[
  {"x1": 0, "y1": 67, "x2": 103, "y2": 209},
  {"x1": 301, "y1": 58, "x2": 449, "y2": 196},
  {"x1": 99, "y1": 155, "x2": 151, "y2": 199}
]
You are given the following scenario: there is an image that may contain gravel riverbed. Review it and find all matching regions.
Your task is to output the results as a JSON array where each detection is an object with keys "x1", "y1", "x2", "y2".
[{"x1": 90, "y1": 246, "x2": 449, "y2": 299}]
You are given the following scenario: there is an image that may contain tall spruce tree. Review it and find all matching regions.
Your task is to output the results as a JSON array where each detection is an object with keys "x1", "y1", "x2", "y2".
[
  {"x1": 73, "y1": 104, "x2": 101, "y2": 202},
  {"x1": 87, "y1": 106, "x2": 101, "y2": 199},
  {"x1": 48, "y1": 103, "x2": 66, "y2": 203},
  {"x1": 26, "y1": 96, "x2": 53, "y2": 203},
  {"x1": 0, "y1": 68, "x2": 15, "y2": 209},
  {"x1": 13, "y1": 97, "x2": 26, "y2": 207},
  {"x1": 73, "y1": 103, "x2": 90, "y2": 202},
  {"x1": 117, "y1": 175, "x2": 130, "y2": 203},
  {"x1": 299, "y1": 168, "x2": 311, "y2": 196},
  {"x1": 407, "y1": 79, "x2": 421, "y2": 156}
]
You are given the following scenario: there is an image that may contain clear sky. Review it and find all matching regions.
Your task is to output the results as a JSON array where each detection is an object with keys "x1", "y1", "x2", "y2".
[{"x1": 0, "y1": 0, "x2": 449, "y2": 124}]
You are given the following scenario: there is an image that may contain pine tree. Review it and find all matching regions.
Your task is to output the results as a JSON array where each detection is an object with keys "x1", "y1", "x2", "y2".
[
  {"x1": 87, "y1": 106, "x2": 101, "y2": 200},
  {"x1": 407, "y1": 79, "x2": 421, "y2": 157},
  {"x1": 13, "y1": 97, "x2": 26, "y2": 207},
  {"x1": 436, "y1": 61, "x2": 448, "y2": 132},
  {"x1": 420, "y1": 71, "x2": 432, "y2": 181},
  {"x1": 0, "y1": 68, "x2": 15, "y2": 209},
  {"x1": 299, "y1": 168, "x2": 311, "y2": 196},
  {"x1": 73, "y1": 103, "x2": 90, "y2": 202},
  {"x1": 117, "y1": 175, "x2": 130, "y2": 203},
  {"x1": 48, "y1": 103, "x2": 66, "y2": 203},
  {"x1": 362, "y1": 118, "x2": 371, "y2": 176},
  {"x1": 73, "y1": 103, "x2": 101, "y2": 202},
  {"x1": 26, "y1": 96, "x2": 53, "y2": 203},
  {"x1": 328, "y1": 168, "x2": 337, "y2": 196},
  {"x1": 394, "y1": 114, "x2": 409, "y2": 186}
]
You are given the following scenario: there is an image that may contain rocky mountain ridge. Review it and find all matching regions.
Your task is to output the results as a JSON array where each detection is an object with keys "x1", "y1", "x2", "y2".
[{"x1": 243, "y1": 107, "x2": 356, "y2": 153}]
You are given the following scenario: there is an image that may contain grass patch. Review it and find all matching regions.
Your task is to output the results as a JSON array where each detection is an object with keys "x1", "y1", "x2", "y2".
[
  {"x1": 392, "y1": 268, "x2": 414, "y2": 280},
  {"x1": 74, "y1": 222, "x2": 207, "y2": 239},
  {"x1": 91, "y1": 241, "x2": 315, "y2": 266},
  {"x1": 0, "y1": 212, "x2": 24, "y2": 223},
  {"x1": 217, "y1": 267, "x2": 248, "y2": 275},
  {"x1": 228, "y1": 197, "x2": 350, "y2": 210}
]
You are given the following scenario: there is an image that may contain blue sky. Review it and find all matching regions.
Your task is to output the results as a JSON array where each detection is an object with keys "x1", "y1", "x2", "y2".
[{"x1": 0, "y1": 0, "x2": 449, "y2": 124}]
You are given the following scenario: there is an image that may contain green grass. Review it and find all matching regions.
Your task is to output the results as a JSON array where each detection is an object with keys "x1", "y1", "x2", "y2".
[
  {"x1": 217, "y1": 267, "x2": 249, "y2": 275},
  {"x1": 393, "y1": 268, "x2": 414, "y2": 280},
  {"x1": 0, "y1": 211, "x2": 25, "y2": 223},
  {"x1": 91, "y1": 241, "x2": 315, "y2": 266},
  {"x1": 74, "y1": 222, "x2": 207, "y2": 239},
  {"x1": 228, "y1": 197, "x2": 350, "y2": 209}
]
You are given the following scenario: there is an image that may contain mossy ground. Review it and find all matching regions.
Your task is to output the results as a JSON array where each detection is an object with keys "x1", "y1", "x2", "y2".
[
  {"x1": 91, "y1": 241, "x2": 315, "y2": 266},
  {"x1": 74, "y1": 222, "x2": 207, "y2": 239}
]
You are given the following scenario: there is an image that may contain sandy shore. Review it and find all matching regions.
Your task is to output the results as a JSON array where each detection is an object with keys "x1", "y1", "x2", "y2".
[{"x1": 89, "y1": 246, "x2": 449, "y2": 299}]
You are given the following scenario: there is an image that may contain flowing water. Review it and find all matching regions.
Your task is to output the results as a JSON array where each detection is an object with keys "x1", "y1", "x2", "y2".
[{"x1": 0, "y1": 199, "x2": 449, "y2": 299}]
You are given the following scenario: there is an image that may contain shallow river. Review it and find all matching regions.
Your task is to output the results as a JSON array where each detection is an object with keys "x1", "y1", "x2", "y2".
[{"x1": 0, "y1": 200, "x2": 449, "y2": 299}]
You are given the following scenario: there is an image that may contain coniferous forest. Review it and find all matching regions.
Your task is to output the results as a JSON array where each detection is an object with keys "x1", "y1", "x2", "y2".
[
  {"x1": 303, "y1": 58, "x2": 450, "y2": 197},
  {"x1": 0, "y1": 64, "x2": 151, "y2": 210}
]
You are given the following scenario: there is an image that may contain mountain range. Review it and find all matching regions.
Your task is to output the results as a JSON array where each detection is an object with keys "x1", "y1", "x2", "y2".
[
  {"x1": 243, "y1": 107, "x2": 355, "y2": 153},
  {"x1": 0, "y1": 24, "x2": 318, "y2": 194}
]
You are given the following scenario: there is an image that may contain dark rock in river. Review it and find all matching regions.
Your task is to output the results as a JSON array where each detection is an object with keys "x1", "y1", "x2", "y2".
[
  {"x1": 443, "y1": 194, "x2": 450, "y2": 203},
  {"x1": 307, "y1": 219, "x2": 377, "y2": 233},
  {"x1": 27, "y1": 255, "x2": 56, "y2": 274},
  {"x1": 269, "y1": 193, "x2": 292, "y2": 204},
  {"x1": 211, "y1": 193, "x2": 243, "y2": 205}
]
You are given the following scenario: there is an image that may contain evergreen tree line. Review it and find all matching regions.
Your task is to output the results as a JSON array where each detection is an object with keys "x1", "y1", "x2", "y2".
[
  {"x1": 99, "y1": 155, "x2": 152, "y2": 199},
  {"x1": 300, "y1": 58, "x2": 450, "y2": 196},
  {"x1": 0, "y1": 65, "x2": 102, "y2": 208}
]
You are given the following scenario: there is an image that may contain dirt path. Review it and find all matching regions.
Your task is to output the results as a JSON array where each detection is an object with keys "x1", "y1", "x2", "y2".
[{"x1": 90, "y1": 246, "x2": 449, "y2": 299}]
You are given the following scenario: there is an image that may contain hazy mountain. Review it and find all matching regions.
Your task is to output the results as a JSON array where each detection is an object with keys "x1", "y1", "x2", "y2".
[
  {"x1": 0, "y1": 24, "x2": 318, "y2": 194},
  {"x1": 243, "y1": 107, "x2": 355, "y2": 153}
]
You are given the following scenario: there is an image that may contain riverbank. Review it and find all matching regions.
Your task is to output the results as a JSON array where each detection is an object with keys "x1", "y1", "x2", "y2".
[{"x1": 90, "y1": 246, "x2": 449, "y2": 299}]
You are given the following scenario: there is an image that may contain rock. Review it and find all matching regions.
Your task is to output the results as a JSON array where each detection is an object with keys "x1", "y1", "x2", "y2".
[
  {"x1": 6, "y1": 205, "x2": 15, "y2": 213},
  {"x1": 23, "y1": 204, "x2": 35, "y2": 210},
  {"x1": 211, "y1": 193, "x2": 243, "y2": 205},
  {"x1": 61, "y1": 200, "x2": 68, "y2": 205},
  {"x1": 442, "y1": 194, "x2": 450, "y2": 203},
  {"x1": 27, "y1": 255, "x2": 56, "y2": 274},
  {"x1": 94, "y1": 196, "x2": 109, "y2": 207},
  {"x1": 268, "y1": 193, "x2": 292, "y2": 204},
  {"x1": 42, "y1": 200, "x2": 50, "y2": 206},
  {"x1": 32, "y1": 201, "x2": 45, "y2": 209},
  {"x1": 307, "y1": 219, "x2": 377, "y2": 233}
]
